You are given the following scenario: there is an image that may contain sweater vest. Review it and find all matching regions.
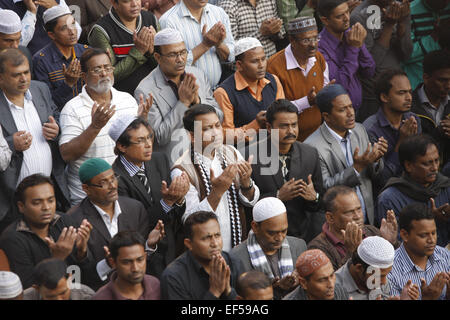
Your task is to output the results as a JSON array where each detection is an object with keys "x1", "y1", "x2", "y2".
[
  {"x1": 267, "y1": 50, "x2": 327, "y2": 141},
  {"x1": 94, "y1": 9, "x2": 157, "y2": 94},
  {"x1": 219, "y1": 73, "x2": 277, "y2": 128}
]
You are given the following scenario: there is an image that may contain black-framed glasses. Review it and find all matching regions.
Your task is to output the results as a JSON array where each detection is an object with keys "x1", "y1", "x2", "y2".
[
  {"x1": 128, "y1": 134, "x2": 154, "y2": 146},
  {"x1": 88, "y1": 174, "x2": 120, "y2": 189},
  {"x1": 160, "y1": 49, "x2": 188, "y2": 60}
]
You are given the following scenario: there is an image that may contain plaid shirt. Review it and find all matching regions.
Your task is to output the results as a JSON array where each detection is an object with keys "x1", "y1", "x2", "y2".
[{"x1": 218, "y1": 0, "x2": 285, "y2": 58}]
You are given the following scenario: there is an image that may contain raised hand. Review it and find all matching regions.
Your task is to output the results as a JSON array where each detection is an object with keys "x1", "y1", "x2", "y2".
[
  {"x1": 138, "y1": 93, "x2": 153, "y2": 119},
  {"x1": 147, "y1": 220, "x2": 165, "y2": 249},
  {"x1": 210, "y1": 164, "x2": 239, "y2": 196},
  {"x1": 298, "y1": 174, "x2": 317, "y2": 201},
  {"x1": 420, "y1": 273, "x2": 449, "y2": 300},
  {"x1": 259, "y1": 18, "x2": 283, "y2": 36},
  {"x1": 346, "y1": 23, "x2": 367, "y2": 48},
  {"x1": 273, "y1": 273, "x2": 299, "y2": 291},
  {"x1": 62, "y1": 59, "x2": 82, "y2": 88},
  {"x1": 439, "y1": 115, "x2": 450, "y2": 138},
  {"x1": 161, "y1": 171, "x2": 190, "y2": 206},
  {"x1": 75, "y1": 219, "x2": 93, "y2": 260},
  {"x1": 430, "y1": 198, "x2": 450, "y2": 223},
  {"x1": 400, "y1": 280, "x2": 420, "y2": 300},
  {"x1": 307, "y1": 86, "x2": 317, "y2": 106},
  {"x1": 353, "y1": 141, "x2": 385, "y2": 173},
  {"x1": 45, "y1": 226, "x2": 77, "y2": 260},
  {"x1": 256, "y1": 111, "x2": 267, "y2": 128},
  {"x1": 34, "y1": 0, "x2": 58, "y2": 9},
  {"x1": 42, "y1": 116, "x2": 59, "y2": 140},
  {"x1": 380, "y1": 209, "x2": 398, "y2": 245},
  {"x1": 13, "y1": 131, "x2": 33, "y2": 152},
  {"x1": 208, "y1": 254, "x2": 231, "y2": 298},
  {"x1": 278, "y1": 178, "x2": 305, "y2": 201},
  {"x1": 237, "y1": 155, "x2": 253, "y2": 189},
  {"x1": 399, "y1": 116, "x2": 418, "y2": 140},
  {"x1": 178, "y1": 73, "x2": 199, "y2": 107},
  {"x1": 134, "y1": 27, "x2": 153, "y2": 55},
  {"x1": 202, "y1": 23, "x2": 224, "y2": 48},
  {"x1": 341, "y1": 221, "x2": 362, "y2": 253},
  {"x1": 91, "y1": 102, "x2": 116, "y2": 130},
  {"x1": 147, "y1": 26, "x2": 156, "y2": 55},
  {"x1": 382, "y1": 1, "x2": 403, "y2": 23}
]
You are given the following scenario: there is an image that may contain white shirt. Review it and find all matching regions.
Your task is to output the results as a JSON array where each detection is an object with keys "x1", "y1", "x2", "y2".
[
  {"x1": 171, "y1": 145, "x2": 260, "y2": 252},
  {"x1": 59, "y1": 85, "x2": 138, "y2": 205},
  {"x1": 284, "y1": 44, "x2": 329, "y2": 113},
  {"x1": 0, "y1": 126, "x2": 12, "y2": 172},
  {"x1": 4, "y1": 91, "x2": 52, "y2": 186}
]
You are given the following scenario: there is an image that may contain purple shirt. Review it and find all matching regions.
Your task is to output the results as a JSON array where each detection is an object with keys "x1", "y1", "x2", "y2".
[{"x1": 318, "y1": 27, "x2": 376, "y2": 110}]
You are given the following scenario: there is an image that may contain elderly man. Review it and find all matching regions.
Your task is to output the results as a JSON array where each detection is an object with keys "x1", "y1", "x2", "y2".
[
  {"x1": 335, "y1": 236, "x2": 420, "y2": 300},
  {"x1": 109, "y1": 114, "x2": 190, "y2": 274},
  {"x1": 135, "y1": 28, "x2": 220, "y2": 165},
  {"x1": 159, "y1": 0, "x2": 235, "y2": 88},
  {"x1": 68, "y1": 158, "x2": 165, "y2": 290},
  {"x1": 377, "y1": 134, "x2": 450, "y2": 247},
  {"x1": 283, "y1": 249, "x2": 349, "y2": 300},
  {"x1": 33, "y1": 5, "x2": 89, "y2": 110},
  {"x1": 88, "y1": 0, "x2": 158, "y2": 95},
  {"x1": 172, "y1": 104, "x2": 260, "y2": 252},
  {"x1": 304, "y1": 84, "x2": 387, "y2": 224},
  {"x1": 0, "y1": 48, "x2": 70, "y2": 233},
  {"x1": 214, "y1": 37, "x2": 285, "y2": 142},
  {"x1": 231, "y1": 197, "x2": 306, "y2": 299},
  {"x1": 267, "y1": 16, "x2": 329, "y2": 141},
  {"x1": 59, "y1": 47, "x2": 150, "y2": 205},
  {"x1": 308, "y1": 186, "x2": 398, "y2": 271}
]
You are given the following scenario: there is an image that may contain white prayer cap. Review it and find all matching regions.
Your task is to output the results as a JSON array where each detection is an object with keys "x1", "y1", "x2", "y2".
[
  {"x1": 357, "y1": 236, "x2": 395, "y2": 269},
  {"x1": 0, "y1": 10, "x2": 22, "y2": 34},
  {"x1": 43, "y1": 5, "x2": 71, "y2": 25},
  {"x1": 0, "y1": 271, "x2": 22, "y2": 299},
  {"x1": 108, "y1": 114, "x2": 139, "y2": 142},
  {"x1": 154, "y1": 28, "x2": 184, "y2": 46},
  {"x1": 253, "y1": 197, "x2": 286, "y2": 222},
  {"x1": 235, "y1": 37, "x2": 263, "y2": 56}
]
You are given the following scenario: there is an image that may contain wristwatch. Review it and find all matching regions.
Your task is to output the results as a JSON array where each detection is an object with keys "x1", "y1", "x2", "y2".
[{"x1": 241, "y1": 179, "x2": 254, "y2": 191}]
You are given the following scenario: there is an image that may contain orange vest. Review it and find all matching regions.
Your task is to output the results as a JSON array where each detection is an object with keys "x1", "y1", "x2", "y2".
[{"x1": 267, "y1": 50, "x2": 326, "y2": 141}]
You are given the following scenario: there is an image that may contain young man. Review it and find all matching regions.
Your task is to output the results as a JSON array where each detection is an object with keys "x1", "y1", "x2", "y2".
[
  {"x1": 283, "y1": 249, "x2": 349, "y2": 300},
  {"x1": 23, "y1": 258, "x2": 95, "y2": 300},
  {"x1": 236, "y1": 270, "x2": 274, "y2": 300},
  {"x1": 304, "y1": 84, "x2": 387, "y2": 225},
  {"x1": 93, "y1": 231, "x2": 160, "y2": 300},
  {"x1": 160, "y1": 211, "x2": 242, "y2": 299},
  {"x1": 33, "y1": 5, "x2": 89, "y2": 110},
  {"x1": 388, "y1": 203, "x2": 450, "y2": 300},
  {"x1": 231, "y1": 197, "x2": 306, "y2": 299},
  {"x1": 250, "y1": 99, "x2": 325, "y2": 242},
  {"x1": 215, "y1": 37, "x2": 285, "y2": 142},
  {"x1": 172, "y1": 104, "x2": 260, "y2": 252},
  {"x1": 0, "y1": 174, "x2": 92, "y2": 289}
]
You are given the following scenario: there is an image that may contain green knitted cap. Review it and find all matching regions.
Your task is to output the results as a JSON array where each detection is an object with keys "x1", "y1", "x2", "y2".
[{"x1": 79, "y1": 158, "x2": 112, "y2": 184}]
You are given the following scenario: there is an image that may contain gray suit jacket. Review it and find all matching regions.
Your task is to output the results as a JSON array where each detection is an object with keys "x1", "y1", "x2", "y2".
[
  {"x1": 0, "y1": 81, "x2": 70, "y2": 221},
  {"x1": 304, "y1": 122, "x2": 383, "y2": 225},
  {"x1": 134, "y1": 65, "x2": 223, "y2": 166}
]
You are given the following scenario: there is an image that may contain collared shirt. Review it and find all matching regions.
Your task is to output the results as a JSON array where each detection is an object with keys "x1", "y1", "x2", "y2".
[
  {"x1": 33, "y1": 42, "x2": 88, "y2": 110},
  {"x1": 0, "y1": 126, "x2": 12, "y2": 171},
  {"x1": 388, "y1": 243, "x2": 450, "y2": 300},
  {"x1": 285, "y1": 44, "x2": 329, "y2": 113},
  {"x1": 59, "y1": 85, "x2": 139, "y2": 205},
  {"x1": 218, "y1": 0, "x2": 285, "y2": 58},
  {"x1": 171, "y1": 145, "x2": 260, "y2": 252},
  {"x1": 159, "y1": 1, "x2": 235, "y2": 87},
  {"x1": 417, "y1": 85, "x2": 449, "y2": 125},
  {"x1": 4, "y1": 91, "x2": 53, "y2": 186},
  {"x1": 318, "y1": 27, "x2": 375, "y2": 110},
  {"x1": 335, "y1": 260, "x2": 391, "y2": 300},
  {"x1": 119, "y1": 155, "x2": 172, "y2": 213},
  {"x1": 161, "y1": 250, "x2": 240, "y2": 300}
]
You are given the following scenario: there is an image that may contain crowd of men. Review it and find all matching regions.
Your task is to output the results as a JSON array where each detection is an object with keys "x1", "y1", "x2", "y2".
[{"x1": 0, "y1": 0, "x2": 448, "y2": 301}]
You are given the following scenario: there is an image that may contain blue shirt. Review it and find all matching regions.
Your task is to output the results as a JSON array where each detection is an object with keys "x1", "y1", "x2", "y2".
[
  {"x1": 32, "y1": 42, "x2": 89, "y2": 110},
  {"x1": 388, "y1": 243, "x2": 450, "y2": 300},
  {"x1": 363, "y1": 109, "x2": 422, "y2": 185}
]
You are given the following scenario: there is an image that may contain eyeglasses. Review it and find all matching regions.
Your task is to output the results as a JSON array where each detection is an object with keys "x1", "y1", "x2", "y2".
[
  {"x1": 160, "y1": 49, "x2": 188, "y2": 60},
  {"x1": 88, "y1": 174, "x2": 120, "y2": 189},
  {"x1": 89, "y1": 65, "x2": 115, "y2": 75},
  {"x1": 295, "y1": 36, "x2": 321, "y2": 45},
  {"x1": 129, "y1": 134, "x2": 154, "y2": 146}
]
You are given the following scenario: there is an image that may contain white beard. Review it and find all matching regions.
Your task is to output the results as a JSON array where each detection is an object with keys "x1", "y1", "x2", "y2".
[{"x1": 88, "y1": 77, "x2": 114, "y2": 94}]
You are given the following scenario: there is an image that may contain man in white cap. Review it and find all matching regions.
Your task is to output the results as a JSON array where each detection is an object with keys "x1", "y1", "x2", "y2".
[
  {"x1": 231, "y1": 197, "x2": 307, "y2": 299},
  {"x1": 32, "y1": 4, "x2": 89, "y2": 110},
  {"x1": 109, "y1": 114, "x2": 189, "y2": 276},
  {"x1": 0, "y1": 271, "x2": 23, "y2": 300},
  {"x1": 335, "y1": 236, "x2": 420, "y2": 300},
  {"x1": 135, "y1": 28, "x2": 221, "y2": 166},
  {"x1": 59, "y1": 47, "x2": 152, "y2": 205},
  {"x1": 214, "y1": 37, "x2": 285, "y2": 142}
]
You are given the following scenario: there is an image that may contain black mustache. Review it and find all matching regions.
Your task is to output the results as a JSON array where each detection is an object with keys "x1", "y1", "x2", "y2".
[{"x1": 283, "y1": 135, "x2": 297, "y2": 140}]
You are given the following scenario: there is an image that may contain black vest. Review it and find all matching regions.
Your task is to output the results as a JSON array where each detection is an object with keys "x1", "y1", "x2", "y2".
[
  {"x1": 219, "y1": 73, "x2": 277, "y2": 128},
  {"x1": 94, "y1": 9, "x2": 157, "y2": 94}
]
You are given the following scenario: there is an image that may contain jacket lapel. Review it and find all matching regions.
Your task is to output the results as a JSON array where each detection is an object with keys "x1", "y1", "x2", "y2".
[
  {"x1": 0, "y1": 89, "x2": 18, "y2": 135},
  {"x1": 155, "y1": 67, "x2": 178, "y2": 110},
  {"x1": 320, "y1": 124, "x2": 348, "y2": 168},
  {"x1": 29, "y1": 85, "x2": 48, "y2": 124},
  {"x1": 84, "y1": 201, "x2": 112, "y2": 243}
]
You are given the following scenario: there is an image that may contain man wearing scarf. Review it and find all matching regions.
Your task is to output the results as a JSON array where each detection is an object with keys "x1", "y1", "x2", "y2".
[
  {"x1": 377, "y1": 134, "x2": 450, "y2": 247},
  {"x1": 231, "y1": 197, "x2": 307, "y2": 299}
]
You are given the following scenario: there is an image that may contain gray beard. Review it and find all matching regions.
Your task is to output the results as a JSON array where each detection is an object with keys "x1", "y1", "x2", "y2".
[{"x1": 88, "y1": 78, "x2": 114, "y2": 94}]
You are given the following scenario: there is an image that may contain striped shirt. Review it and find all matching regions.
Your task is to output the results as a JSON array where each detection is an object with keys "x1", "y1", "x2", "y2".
[
  {"x1": 159, "y1": 1, "x2": 235, "y2": 87},
  {"x1": 4, "y1": 91, "x2": 52, "y2": 186},
  {"x1": 119, "y1": 155, "x2": 172, "y2": 213},
  {"x1": 59, "y1": 86, "x2": 138, "y2": 205},
  {"x1": 388, "y1": 243, "x2": 450, "y2": 300}
]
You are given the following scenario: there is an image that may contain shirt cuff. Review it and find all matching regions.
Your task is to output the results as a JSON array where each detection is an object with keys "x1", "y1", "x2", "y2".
[
  {"x1": 96, "y1": 259, "x2": 112, "y2": 281},
  {"x1": 145, "y1": 241, "x2": 158, "y2": 254},
  {"x1": 291, "y1": 97, "x2": 311, "y2": 113},
  {"x1": 238, "y1": 182, "x2": 260, "y2": 206},
  {"x1": 160, "y1": 199, "x2": 172, "y2": 213}
]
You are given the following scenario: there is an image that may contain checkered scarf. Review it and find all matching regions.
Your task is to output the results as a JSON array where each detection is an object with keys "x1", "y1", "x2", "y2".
[{"x1": 246, "y1": 230, "x2": 294, "y2": 280}]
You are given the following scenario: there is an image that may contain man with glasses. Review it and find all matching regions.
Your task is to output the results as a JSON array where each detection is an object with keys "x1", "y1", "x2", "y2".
[
  {"x1": 59, "y1": 47, "x2": 152, "y2": 205},
  {"x1": 135, "y1": 28, "x2": 221, "y2": 165},
  {"x1": 69, "y1": 157, "x2": 165, "y2": 291},
  {"x1": 267, "y1": 16, "x2": 330, "y2": 142},
  {"x1": 109, "y1": 115, "x2": 189, "y2": 276}
]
